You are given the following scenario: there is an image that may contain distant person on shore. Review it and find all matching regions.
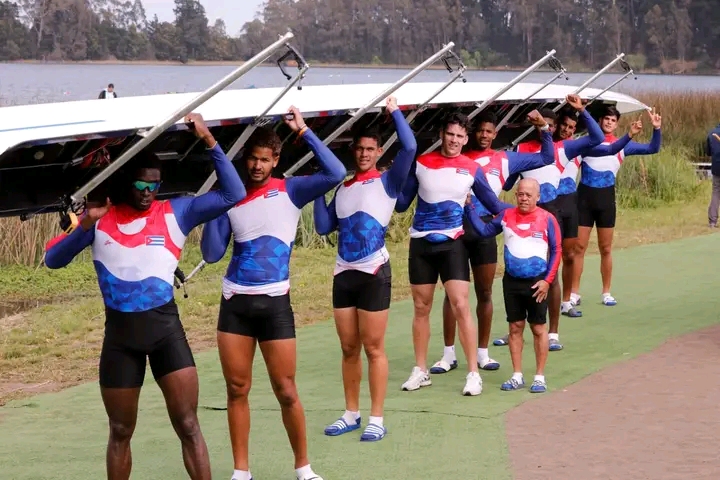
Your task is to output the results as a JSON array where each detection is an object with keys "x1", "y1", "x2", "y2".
[
  {"x1": 706, "y1": 122, "x2": 720, "y2": 227},
  {"x1": 99, "y1": 83, "x2": 117, "y2": 99}
]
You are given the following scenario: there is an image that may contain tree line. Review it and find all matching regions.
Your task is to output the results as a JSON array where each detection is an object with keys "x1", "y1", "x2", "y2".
[{"x1": 1, "y1": 0, "x2": 718, "y2": 72}]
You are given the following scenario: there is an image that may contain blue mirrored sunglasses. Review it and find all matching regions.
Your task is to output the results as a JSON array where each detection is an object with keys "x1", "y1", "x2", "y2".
[{"x1": 132, "y1": 180, "x2": 161, "y2": 192}]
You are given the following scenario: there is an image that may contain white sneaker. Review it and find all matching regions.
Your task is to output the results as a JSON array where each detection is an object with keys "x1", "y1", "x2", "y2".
[
  {"x1": 401, "y1": 366, "x2": 432, "y2": 391},
  {"x1": 297, "y1": 474, "x2": 323, "y2": 480},
  {"x1": 462, "y1": 371, "x2": 483, "y2": 396}
]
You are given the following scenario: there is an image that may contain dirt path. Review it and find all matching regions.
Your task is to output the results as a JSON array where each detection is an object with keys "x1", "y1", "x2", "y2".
[{"x1": 505, "y1": 325, "x2": 720, "y2": 480}]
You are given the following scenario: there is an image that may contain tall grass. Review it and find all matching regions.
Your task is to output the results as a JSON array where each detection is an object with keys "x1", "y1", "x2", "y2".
[{"x1": 0, "y1": 91, "x2": 716, "y2": 266}]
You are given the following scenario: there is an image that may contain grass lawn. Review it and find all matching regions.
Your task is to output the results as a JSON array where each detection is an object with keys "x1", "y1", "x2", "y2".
[{"x1": 0, "y1": 230, "x2": 719, "y2": 479}]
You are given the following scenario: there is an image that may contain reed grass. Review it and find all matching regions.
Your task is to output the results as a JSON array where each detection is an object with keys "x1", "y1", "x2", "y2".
[{"x1": 0, "y1": 91, "x2": 715, "y2": 266}]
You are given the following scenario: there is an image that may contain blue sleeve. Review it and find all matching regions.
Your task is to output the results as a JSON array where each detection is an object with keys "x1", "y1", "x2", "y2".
[
  {"x1": 472, "y1": 169, "x2": 514, "y2": 214},
  {"x1": 286, "y1": 129, "x2": 347, "y2": 209},
  {"x1": 313, "y1": 191, "x2": 338, "y2": 235},
  {"x1": 506, "y1": 130, "x2": 555, "y2": 174},
  {"x1": 545, "y1": 214, "x2": 563, "y2": 284},
  {"x1": 562, "y1": 110, "x2": 605, "y2": 159},
  {"x1": 586, "y1": 134, "x2": 631, "y2": 156},
  {"x1": 382, "y1": 110, "x2": 418, "y2": 197},
  {"x1": 44, "y1": 225, "x2": 95, "y2": 269},
  {"x1": 624, "y1": 128, "x2": 662, "y2": 156},
  {"x1": 171, "y1": 143, "x2": 246, "y2": 236},
  {"x1": 200, "y1": 212, "x2": 232, "y2": 264},
  {"x1": 394, "y1": 161, "x2": 418, "y2": 212},
  {"x1": 465, "y1": 206, "x2": 504, "y2": 237}
]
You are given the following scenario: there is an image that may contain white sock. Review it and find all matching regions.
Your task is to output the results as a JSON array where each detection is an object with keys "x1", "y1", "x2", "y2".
[
  {"x1": 296, "y1": 464, "x2": 314, "y2": 480},
  {"x1": 477, "y1": 347, "x2": 489, "y2": 362},
  {"x1": 342, "y1": 410, "x2": 360, "y2": 424},
  {"x1": 512, "y1": 372, "x2": 524, "y2": 382},
  {"x1": 548, "y1": 333, "x2": 559, "y2": 341},
  {"x1": 561, "y1": 301, "x2": 572, "y2": 310},
  {"x1": 570, "y1": 292, "x2": 580, "y2": 302},
  {"x1": 602, "y1": 292, "x2": 612, "y2": 298},
  {"x1": 232, "y1": 470, "x2": 251, "y2": 480},
  {"x1": 443, "y1": 345, "x2": 456, "y2": 362},
  {"x1": 368, "y1": 415, "x2": 384, "y2": 427},
  {"x1": 534, "y1": 374, "x2": 545, "y2": 383}
]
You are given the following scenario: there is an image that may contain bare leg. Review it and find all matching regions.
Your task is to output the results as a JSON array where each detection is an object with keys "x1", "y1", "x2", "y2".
[
  {"x1": 597, "y1": 227, "x2": 615, "y2": 295},
  {"x1": 530, "y1": 323, "x2": 549, "y2": 376},
  {"x1": 444, "y1": 279, "x2": 477, "y2": 374},
  {"x1": 217, "y1": 332, "x2": 257, "y2": 472},
  {"x1": 473, "y1": 263, "x2": 497, "y2": 350},
  {"x1": 441, "y1": 294, "x2": 456, "y2": 347},
  {"x1": 548, "y1": 277, "x2": 561, "y2": 335},
  {"x1": 101, "y1": 387, "x2": 141, "y2": 480},
  {"x1": 156, "y1": 367, "x2": 211, "y2": 480},
  {"x1": 410, "y1": 284, "x2": 435, "y2": 371},
  {"x1": 333, "y1": 307, "x2": 362, "y2": 412},
  {"x1": 358, "y1": 308, "x2": 389, "y2": 417},
  {"x1": 507, "y1": 321, "x2": 525, "y2": 374},
  {"x1": 574, "y1": 226, "x2": 593, "y2": 294},
  {"x1": 561, "y1": 238, "x2": 578, "y2": 302}
]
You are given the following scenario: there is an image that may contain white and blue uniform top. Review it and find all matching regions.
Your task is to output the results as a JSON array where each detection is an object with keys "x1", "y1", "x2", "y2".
[
  {"x1": 44, "y1": 144, "x2": 246, "y2": 313},
  {"x1": 314, "y1": 109, "x2": 417, "y2": 275},
  {"x1": 465, "y1": 129, "x2": 555, "y2": 217},
  {"x1": 395, "y1": 151, "x2": 514, "y2": 243},
  {"x1": 201, "y1": 128, "x2": 347, "y2": 299},
  {"x1": 502, "y1": 110, "x2": 605, "y2": 203},
  {"x1": 467, "y1": 204, "x2": 562, "y2": 284},
  {"x1": 580, "y1": 129, "x2": 662, "y2": 189}
]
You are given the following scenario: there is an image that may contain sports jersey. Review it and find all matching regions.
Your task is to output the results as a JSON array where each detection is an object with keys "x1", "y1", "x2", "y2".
[
  {"x1": 44, "y1": 143, "x2": 245, "y2": 312},
  {"x1": 201, "y1": 128, "x2": 346, "y2": 298},
  {"x1": 467, "y1": 205, "x2": 561, "y2": 284},
  {"x1": 314, "y1": 109, "x2": 417, "y2": 275},
  {"x1": 580, "y1": 128, "x2": 662, "y2": 188},
  {"x1": 465, "y1": 129, "x2": 554, "y2": 216},
  {"x1": 394, "y1": 152, "x2": 513, "y2": 243}
]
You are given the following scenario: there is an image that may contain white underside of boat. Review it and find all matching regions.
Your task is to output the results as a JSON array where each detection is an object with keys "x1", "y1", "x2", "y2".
[{"x1": 0, "y1": 81, "x2": 648, "y2": 156}]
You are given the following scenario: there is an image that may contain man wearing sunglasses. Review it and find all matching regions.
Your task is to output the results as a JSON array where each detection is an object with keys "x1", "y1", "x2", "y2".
[{"x1": 44, "y1": 112, "x2": 245, "y2": 480}]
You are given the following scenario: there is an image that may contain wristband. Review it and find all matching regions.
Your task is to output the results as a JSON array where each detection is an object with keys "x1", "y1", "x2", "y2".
[
  {"x1": 298, "y1": 125, "x2": 309, "y2": 136},
  {"x1": 540, "y1": 124, "x2": 550, "y2": 132}
]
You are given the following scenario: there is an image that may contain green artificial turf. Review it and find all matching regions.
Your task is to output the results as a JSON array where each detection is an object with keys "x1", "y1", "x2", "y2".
[{"x1": 1, "y1": 233, "x2": 719, "y2": 480}]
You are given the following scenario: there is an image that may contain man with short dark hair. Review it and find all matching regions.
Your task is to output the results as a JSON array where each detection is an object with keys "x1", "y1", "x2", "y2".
[
  {"x1": 99, "y1": 83, "x2": 117, "y2": 99},
  {"x1": 394, "y1": 112, "x2": 512, "y2": 396},
  {"x1": 44, "y1": 113, "x2": 244, "y2": 480},
  {"x1": 706, "y1": 122, "x2": 720, "y2": 227},
  {"x1": 201, "y1": 106, "x2": 346, "y2": 480},
  {"x1": 314, "y1": 96, "x2": 416, "y2": 442}
]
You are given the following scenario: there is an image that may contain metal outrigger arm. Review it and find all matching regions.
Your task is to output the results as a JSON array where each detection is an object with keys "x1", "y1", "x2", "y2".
[
  {"x1": 283, "y1": 42, "x2": 459, "y2": 178},
  {"x1": 510, "y1": 53, "x2": 627, "y2": 147},
  {"x1": 582, "y1": 58, "x2": 637, "y2": 109},
  {"x1": 421, "y1": 49, "x2": 560, "y2": 155}
]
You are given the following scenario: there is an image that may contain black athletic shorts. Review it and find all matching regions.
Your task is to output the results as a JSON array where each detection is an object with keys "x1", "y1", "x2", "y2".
[
  {"x1": 555, "y1": 192, "x2": 579, "y2": 240},
  {"x1": 462, "y1": 215, "x2": 498, "y2": 266},
  {"x1": 218, "y1": 293, "x2": 295, "y2": 342},
  {"x1": 577, "y1": 183, "x2": 616, "y2": 229},
  {"x1": 333, "y1": 261, "x2": 392, "y2": 311},
  {"x1": 99, "y1": 300, "x2": 195, "y2": 389},
  {"x1": 538, "y1": 198, "x2": 563, "y2": 237},
  {"x1": 408, "y1": 236, "x2": 470, "y2": 285},
  {"x1": 502, "y1": 274, "x2": 548, "y2": 325}
]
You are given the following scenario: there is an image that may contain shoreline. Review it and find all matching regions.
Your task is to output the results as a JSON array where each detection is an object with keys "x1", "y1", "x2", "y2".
[{"x1": 3, "y1": 59, "x2": 719, "y2": 76}]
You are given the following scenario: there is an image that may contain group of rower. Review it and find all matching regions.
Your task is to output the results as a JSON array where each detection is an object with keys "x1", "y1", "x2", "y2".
[{"x1": 42, "y1": 94, "x2": 661, "y2": 480}]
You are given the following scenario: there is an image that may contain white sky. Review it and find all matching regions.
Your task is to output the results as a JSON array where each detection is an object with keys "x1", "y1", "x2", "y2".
[{"x1": 142, "y1": 0, "x2": 265, "y2": 37}]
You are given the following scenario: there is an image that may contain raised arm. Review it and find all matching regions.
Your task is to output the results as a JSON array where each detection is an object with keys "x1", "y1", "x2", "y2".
[
  {"x1": 313, "y1": 192, "x2": 339, "y2": 235},
  {"x1": 563, "y1": 109, "x2": 605, "y2": 159},
  {"x1": 200, "y1": 212, "x2": 232, "y2": 264},
  {"x1": 472, "y1": 169, "x2": 514, "y2": 214},
  {"x1": 285, "y1": 107, "x2": 347, "y2": 209},
  {"x1": 465, "y1": 205, "x2": 505, "y2": 237},
  {"x1": 544, "y1": 214, "x2": 562, "y2": 284},
  {"x1": 624, "y1": 108, "x2": 663, "y2": 156},
  {"x1": 44, "y1": 223, "x2": 95, "y2": 269},
  {"x1": 394, "y1": 160, "x2": 418, "y2": 212},
  {"x1": 383, "y1": 99, "x2": 418, "y2": 197},
  {"x1": 506, "y1": 129, "x2": 555, "y2": 174}
]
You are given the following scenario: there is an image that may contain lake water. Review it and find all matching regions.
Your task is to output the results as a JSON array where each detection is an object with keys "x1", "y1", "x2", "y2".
[{"x1": 1, "y1": 63, "x2": 719, "y2": 106}]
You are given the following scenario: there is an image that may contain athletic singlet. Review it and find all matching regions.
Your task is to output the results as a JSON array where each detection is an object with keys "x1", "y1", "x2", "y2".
[
  {"x1": 201, "y1": 129, "x2": 347, "y2": 298},
  {"x1": 314, "y1": 109, "x2": 417, "y2": 275},
  {"x1": 44, "y1": 144, "x2": 245, "y2": 313},
  {"x1": 395, "y1": 152, "x2": 512, "y2": 243},
  {"x1": 465, "y1": 129, "x2": 554, "y2": 216},
  {"x1": 580, "y1": 129, "x2": 662, "y2": 188},
  {"x1": 467, "y1": 205, "x2": 561, "y2": 284}
]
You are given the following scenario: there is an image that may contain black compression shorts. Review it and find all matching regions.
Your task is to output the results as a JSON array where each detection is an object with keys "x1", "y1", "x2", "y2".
[
  {"x1": 462, "y1": 215, "x2": 498, "y2": 266},
  {"x1": 99, "y1": 300, "x2": 195, "y2": 389},
  {"x1": 217, "y1": 293, "x2": 295, "y2": 342},
  {"x1": 577, "y1": 183, "x2": 617, "y2": 229},
  {"x1": 408, "y1": 236, "x2": 470, "y2": 285},
  {"x1": 502, "y1": 274, "x2": 548, "y2": 325},
  {"x1": 555, "y1": 192, "x2": 580, "y2": 240},
  {"x1": 333, "y1": 261, "x2": 392, "y2": 311}
]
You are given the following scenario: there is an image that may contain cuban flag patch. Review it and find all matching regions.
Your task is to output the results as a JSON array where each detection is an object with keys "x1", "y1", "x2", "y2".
[
  {"x1": 362, "y1": 178, "x2": 375, "y2": 185},
  {"x1": 532, "y1": 231, "x2": 544, "y2": 239},
  {"x1": 456, "y1": 168, "x2": 470, "y2": 175},
  {"x1": 488, "y1": 168, "x2": 501, "y2": 177},
  {"x1": 145, "y1": 235, "x2": 165, "y2": 246},
  {"x1": 264, "y1": 188, "x2": 279, "y2": 198}
]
